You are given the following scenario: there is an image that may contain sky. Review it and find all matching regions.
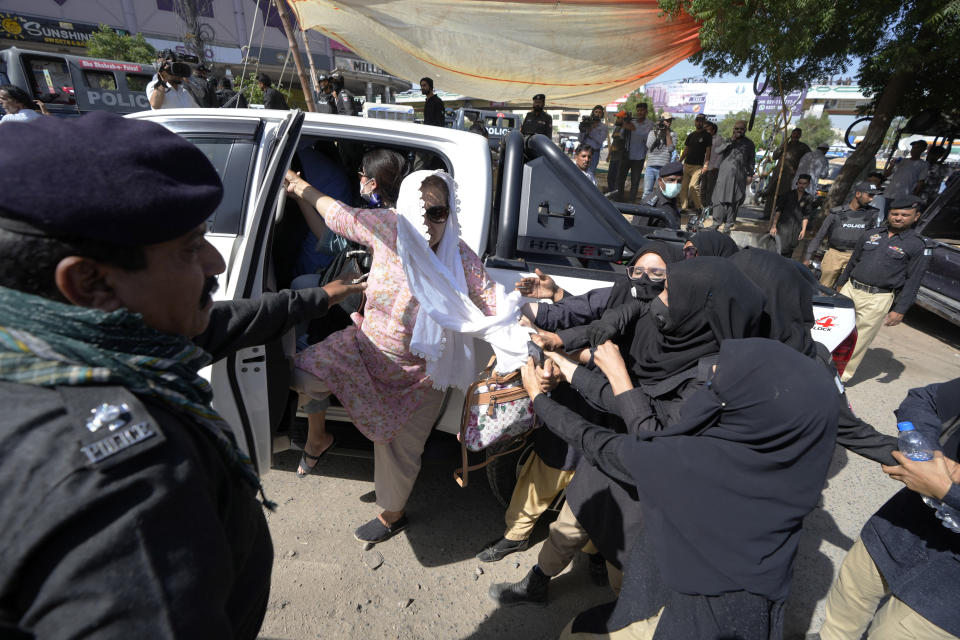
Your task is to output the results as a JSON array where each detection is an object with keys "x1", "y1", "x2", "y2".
[{"x1": 643, "y1": 59, "x2": 861, "y2": 131}]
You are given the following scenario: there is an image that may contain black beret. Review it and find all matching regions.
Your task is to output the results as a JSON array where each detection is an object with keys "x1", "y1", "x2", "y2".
[
  {"x1": 855, "y1": 181, "x2": 883, "y2": 195},
  {"x1": 0, "y1": 111, "x2": 222, "y2": 245},
  {"x1": 889, "y1": 194, "x2": 923, "y2": 210},
  {"x1": 660, "y1": 161, "x2": 683, "y2": 178},
  {"x1": 532, "y1": 93, "x2": 545, "y2": 101}
]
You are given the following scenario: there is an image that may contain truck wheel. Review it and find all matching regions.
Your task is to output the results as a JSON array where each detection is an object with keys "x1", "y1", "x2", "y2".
[{"x1": 485, "y1": 436, "x2": 535, "y2": 508}]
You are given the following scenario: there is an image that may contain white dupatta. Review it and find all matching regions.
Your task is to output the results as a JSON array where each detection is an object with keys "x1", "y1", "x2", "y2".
[{"x1": 394, "y1": 170, "x2": 530, "y2": 391}]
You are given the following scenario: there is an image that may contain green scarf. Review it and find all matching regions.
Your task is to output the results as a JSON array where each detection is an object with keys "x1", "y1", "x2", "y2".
[{"x1": 0, "y1": 286, "x2": 274, "y2": 509}]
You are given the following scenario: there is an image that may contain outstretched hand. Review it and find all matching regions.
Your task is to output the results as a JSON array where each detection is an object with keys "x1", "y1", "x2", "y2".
[
  {"x1": 883, "y1": 450, "x2": 955, "y2": 500},
  {"x1": 592, "y1": 341, "x2": 633, "y2": 395},
  {"x1": 515, "y1": 268, "x2": 562, "y2": 302},
  {"x1": 520, "y1": 357, "x2": 543, "y2": 400},
  {"x1": 283, "y1": 170, "x2": 307, "y2": 199},
  {"x1": 521, "y1": 316, "x2": 565, "y2": 351},
  {"x1": 321, "y1": 270, "x2": 367, "y2": 305}
]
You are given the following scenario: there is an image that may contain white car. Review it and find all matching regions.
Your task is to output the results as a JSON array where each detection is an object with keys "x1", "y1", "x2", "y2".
[{"x1": 128, "y1": 108, "x2": 857, "y2": 500}]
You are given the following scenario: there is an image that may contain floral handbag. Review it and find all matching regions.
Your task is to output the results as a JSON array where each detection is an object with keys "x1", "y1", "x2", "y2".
[{"x1": 454, "y1": 356, "x2": 537, "y2": 487}]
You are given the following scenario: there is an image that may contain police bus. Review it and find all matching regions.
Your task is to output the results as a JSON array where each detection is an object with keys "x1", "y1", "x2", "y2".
[{"x1": 0, "y1": 46, "x2": 154, "y2": 117}]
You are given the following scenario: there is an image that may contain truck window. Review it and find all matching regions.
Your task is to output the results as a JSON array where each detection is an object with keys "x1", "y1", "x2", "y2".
[
  {"x1": 83, "y1": 70, "x2": 118, "y2": 91},
  {"x1": 923, "y1": 189, "x2": 960, "y2": 241},
  {"x1": 23, "y1": 56, "x2": 76, "y2": 105},
  {"x1": 183, "y1": 136, "x2": 256, "y2": 236},
  {"x1": 127, "y1": 73, "x2": 153, "y2": 92},
  {"x1": 125, "y1": 74, "x2": 152, "y2": 93}
]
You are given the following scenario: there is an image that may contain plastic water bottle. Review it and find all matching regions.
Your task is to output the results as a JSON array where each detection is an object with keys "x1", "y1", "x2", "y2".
[{"x1": 897, "y1": 421, "x2": 960, "y2": 533}]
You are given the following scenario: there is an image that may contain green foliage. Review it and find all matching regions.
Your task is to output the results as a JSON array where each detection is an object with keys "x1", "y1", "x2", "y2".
[
  {"x1": 622, "y1": 90, "x2": 652, "y2": 117},
  {"x1": 857, "y1": 0, "x2": 960, "y2": 119},
  {"x1": 85, "y1": 25, "x2": 156, "y2": 64},
  {"x1": 657, "y1": 0, "x2": 960, "y2": 120},
  {"x1": 234, "y1": 72, "x2": 295, "y2": 107},
  {"x1": 716, "y1": 110, "x2": 777, "y2": 150},
  {"x1": 794, "y1": 112, "x2": 835, "y2": 149}
]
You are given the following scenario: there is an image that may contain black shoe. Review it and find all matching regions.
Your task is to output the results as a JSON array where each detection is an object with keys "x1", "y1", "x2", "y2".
[
  {"x1": 488, "y1": 567, "x2": 549, "y2": 607},
  {"x1": 354, "y1": 514, "x2": 408, "y2": 544},
  {"x1": 476, "y1": 537, "x2": 529, "y2": 562},
  {"x1": 588, "y1": 553, "x2": 609, "y2": 587}
]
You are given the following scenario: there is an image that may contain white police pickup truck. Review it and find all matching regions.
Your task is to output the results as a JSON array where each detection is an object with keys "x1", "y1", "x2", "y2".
[{"x1": 128, "y1": 108, "x2": 856, "y2": 498}]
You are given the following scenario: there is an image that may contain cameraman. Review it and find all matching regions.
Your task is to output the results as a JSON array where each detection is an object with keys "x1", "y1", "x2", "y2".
[
  {"x1": 643, "y1": 111, "x2": 678, "y2": 198},
  {"x1": 578, "y1": 105, "x2": 608, "y2": 177},
  {"x1": 147, "y1": 51, "x2": 199, "y2": 110}
]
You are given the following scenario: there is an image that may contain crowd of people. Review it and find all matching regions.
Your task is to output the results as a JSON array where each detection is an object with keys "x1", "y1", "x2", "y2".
[{"x1": 0, "y1": 77, "x2": 957, "y2": 640}]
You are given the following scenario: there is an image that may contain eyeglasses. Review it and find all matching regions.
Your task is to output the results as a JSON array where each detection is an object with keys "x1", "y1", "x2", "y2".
[
  {"x1": 683, "y1": 245, "x2": 698, "y2": 259},
  {"x1": 425, "y1": 205, "x2": 450, "y2": 223},
  {"x1": 626, "y1": 265, "x2": 666, "y2": 281}
]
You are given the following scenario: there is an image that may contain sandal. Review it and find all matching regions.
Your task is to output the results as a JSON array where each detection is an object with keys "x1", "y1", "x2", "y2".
[
  {"x1": 354, "y1": 514, "x2": 408, "y2": 544},
  {"x1": 296, "y1": 436, "x2": 335, "y2": 479}
]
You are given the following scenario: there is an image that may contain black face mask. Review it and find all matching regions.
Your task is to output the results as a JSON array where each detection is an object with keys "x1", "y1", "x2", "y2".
[
  {"x1": 632, "y1": 274, "x2": 665, "y2": 301},
  {"x1": 650, "y1": 296, "x2": 672, "y2": 332}
]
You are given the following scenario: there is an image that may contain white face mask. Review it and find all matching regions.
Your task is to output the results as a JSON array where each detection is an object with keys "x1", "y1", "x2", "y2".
[
  {"x1": 360, "y1": 178, "x2": 380, "y2": 205},
  {"x1": 661, "y1": 181, "x2": 681, "y2": 199}
]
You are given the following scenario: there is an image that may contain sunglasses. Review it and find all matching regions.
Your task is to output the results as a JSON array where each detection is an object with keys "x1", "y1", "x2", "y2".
[
  {"x1": 425, "y1": 205, "x2": 450, "y2": 223},
  {"x1": 626, "y1": 265, "x2": 666, "y2": 281}
]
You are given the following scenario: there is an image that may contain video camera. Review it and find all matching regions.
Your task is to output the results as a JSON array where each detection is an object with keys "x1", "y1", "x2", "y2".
[
  {"x1": 156, "y1": 49, "x2": 199, "y2": 78},
  {"x1": 579, "y1": 114, "x2": 599, "y2": 134}
]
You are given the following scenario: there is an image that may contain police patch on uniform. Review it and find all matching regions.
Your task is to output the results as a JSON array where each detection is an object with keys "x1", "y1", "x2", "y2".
[{"x1": 81, "y1": 422, "x2": 156, "y2": 464}]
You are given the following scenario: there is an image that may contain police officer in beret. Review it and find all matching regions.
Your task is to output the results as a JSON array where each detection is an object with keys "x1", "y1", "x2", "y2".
[
  {"x1": 803, "y1": 182, "x2": 884, "y2": 287},
  {"x1": 835, "y1": 194, "x2": 932, "y2": 383},
  {"x1": 0, "y1": 112, "x2": 363, "y2": 638},
  {"x1": 631, "y1": 160, "x2": 683, "y2": 229},
  {"x1": 521, "y1": 93, "x2": 553, "y2": 137}
]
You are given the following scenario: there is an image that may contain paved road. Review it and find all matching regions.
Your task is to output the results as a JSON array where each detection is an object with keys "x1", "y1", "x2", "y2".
[{"x1": 257, "y1": 306, "x2": 960, "y2": 640}]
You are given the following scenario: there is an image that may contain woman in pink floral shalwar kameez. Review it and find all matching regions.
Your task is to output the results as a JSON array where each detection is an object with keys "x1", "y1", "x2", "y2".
[{"x1": 285, "y1": 169, "x2": 498, "y2": 543}]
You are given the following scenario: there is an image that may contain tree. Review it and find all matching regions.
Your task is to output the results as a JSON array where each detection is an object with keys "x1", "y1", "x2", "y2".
[
  {"x1": 235, "y1": 72, "x2": 297, "y2": 108},
  {"x1": 657, "y1": 0, "x2": 960, "y2": 210},
  {"x1": 794, "y1": 112, "x2": 835, "y2": 149},
  {"x1": 86, "y1": 25, "x2": 156, "y2": 64}
]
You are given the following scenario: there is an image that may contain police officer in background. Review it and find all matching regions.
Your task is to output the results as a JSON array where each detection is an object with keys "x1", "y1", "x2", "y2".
[
  {"x1": 835, "y1": 195, "x2": 932, "y2": 384},
  {"x1": 803, "y1": 182, "x2": 884, "y2": 287},
  {"x1": 314, "y1": 71, "x2": 338, "y2": 114},
  {"x1": 631, "y1": 160, "x2": 683, "y2": 229},
  {"x1": 0, "y1": 112, "x2": 363, "y2": 638},
  {"x1": 330, "y1": 71, "x2": 358, "y2": 116},
  {"x1": 521, "y1": 93, "x2": 553, "y2": 137}
]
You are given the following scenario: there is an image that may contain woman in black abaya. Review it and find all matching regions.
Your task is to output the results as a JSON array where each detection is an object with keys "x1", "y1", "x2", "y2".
[
  {"x1": 730, "y1": 248, "x2": 898, "y2": 464},
  {"x1": 555, "y1": 258, "x2": 767, "y2": 570},
  {"x1": 682, "y1": 228, "x2": 740, "y2": 258},
  {"x1": 522, "y1": 337, "x2": 839, "y2": 639}
]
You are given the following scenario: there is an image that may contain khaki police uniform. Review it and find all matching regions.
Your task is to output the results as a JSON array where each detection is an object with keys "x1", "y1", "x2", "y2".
[{"x1": 835, "y1": 226, "x2": 931, "y2": 382}]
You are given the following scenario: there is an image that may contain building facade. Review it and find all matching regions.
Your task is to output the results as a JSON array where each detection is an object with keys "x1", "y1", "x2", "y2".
[{"x1": 0, "y1": 0, "x2": 408, "y2": 103}]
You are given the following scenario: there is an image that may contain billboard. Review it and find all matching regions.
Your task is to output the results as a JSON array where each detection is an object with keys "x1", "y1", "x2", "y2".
[
  {"x1": 0, "y1": 11, "x2": 127, "y2": 48},
  {"x1": 646, "y1": 81, "x2": 806, "y2": 117}
]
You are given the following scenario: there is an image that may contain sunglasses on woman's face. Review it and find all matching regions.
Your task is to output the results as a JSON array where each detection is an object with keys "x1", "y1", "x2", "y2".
[
  {"x1": 425, "y1": 205, "x2": 450, "y2": 224},
  {"x1": 626, "y1": 265, "x2": 666, "y2": 281}
]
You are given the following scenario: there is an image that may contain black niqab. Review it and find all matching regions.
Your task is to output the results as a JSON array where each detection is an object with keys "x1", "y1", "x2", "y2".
[
  {"x1": 607, "y1": 241, "x2": 683, "y2": 308},
  {"x1": 622, "y1": 338, "x2": 839, "y2": 600},
  {"x1": 730, "y1": 249, "x2": 818, "y2": 358},
  {"x1": 628, "y1": 257, "x2": 765, "y2": 382},
  {"x1": 689, "y1": 229, "x2": 739, "y2": 257}
]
